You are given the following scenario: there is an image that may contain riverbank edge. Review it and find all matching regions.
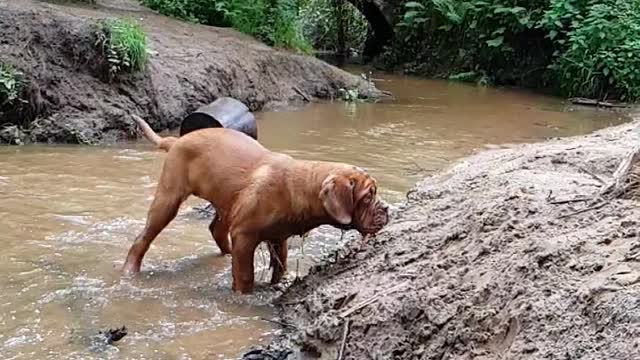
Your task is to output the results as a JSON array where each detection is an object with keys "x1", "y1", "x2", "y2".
[
  {"x1": 244, "y1": 119, "x2": 640, "y2": 359},
  {"x1": 0, "y1": 0, "x2": 383, "y2": 145}
]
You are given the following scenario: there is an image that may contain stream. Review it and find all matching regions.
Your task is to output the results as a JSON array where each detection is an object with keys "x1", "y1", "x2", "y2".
[{"x1": 0, "y1": 71, "x2": 629, "y2": 359}]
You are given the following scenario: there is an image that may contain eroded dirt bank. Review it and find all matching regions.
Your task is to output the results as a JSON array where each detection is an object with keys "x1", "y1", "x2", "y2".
[
  {"x1": 248, "y1": 121, "x2": 640, "y2": 359},
  {"x1": 0, "y1": 0, "x2": 379, "y2": 144}
]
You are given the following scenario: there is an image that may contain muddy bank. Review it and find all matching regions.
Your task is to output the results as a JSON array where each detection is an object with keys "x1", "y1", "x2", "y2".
[
  {"x1": 248, "y1": 121, "x2": 640, "y2": 359},
  {"x1": 0, "y1": 0, "x2": 380, "y2": 144}
]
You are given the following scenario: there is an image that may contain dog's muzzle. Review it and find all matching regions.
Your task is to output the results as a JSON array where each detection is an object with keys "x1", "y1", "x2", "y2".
[{"x1": 358, "y1": 200, "x2": 389, "y2": 235}]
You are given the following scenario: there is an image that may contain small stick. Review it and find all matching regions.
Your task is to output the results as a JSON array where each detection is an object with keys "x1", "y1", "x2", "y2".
[
  {"x1": 558, "y1": 201, "x2": 608, "y2": 219},
  {"x1": 300, "y1": 232, "x2": 309, "y2": 255},
  {"x1": 578, "y1": 165, "x2": 606, "y2": 185},
  {"x1": 267, "y1": 242, "x2": 285, "y2": 271},
  {"x1": 549, "y1": 197, "x2": 590, "y2": 205},
  {"x1": 337, "y1": 319, "x2": 351, "y2": 360},
  {"x1": 259, "y1": 317, "x2": 298, "y2": 329},
  {"x1": 339, "y1": 281, "x2": 409, "y2": 318},
  {"x1": 293, "y1": 86, "x2": 311, "y2": 102}
]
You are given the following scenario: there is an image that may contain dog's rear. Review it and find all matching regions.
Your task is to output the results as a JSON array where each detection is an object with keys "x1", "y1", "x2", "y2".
[{"x1": 131, "y1": 114, "x2": 177, "y2": 152}]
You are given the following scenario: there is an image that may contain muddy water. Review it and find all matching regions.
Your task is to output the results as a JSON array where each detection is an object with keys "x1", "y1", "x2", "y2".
[{"x1": 0, "y1": 73, "x2": 628, "y2": 359}]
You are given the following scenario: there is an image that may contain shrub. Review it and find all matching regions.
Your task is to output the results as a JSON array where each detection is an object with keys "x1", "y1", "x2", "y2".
[
  {"x1": 141, "y1": 0, "x2": 312, "y2": 53},
  {"x1": 391, "y1": 0, "x2": 551, "y2": 87},
  {"x1": 95, "y1": 18, "x2": 148, "y2": 79},
  {"x1": 387, "y1": 0, "x2": 640, "y2": 101},
  {"x1": 541, "y1": 0, "x2": 640, "y2": 100},
  {"x1": 0, "y1": 63, "x2": 23, "y2": 110},
  {"x1": 298, "y1": 0, "x2": 369, "y2": 53}
]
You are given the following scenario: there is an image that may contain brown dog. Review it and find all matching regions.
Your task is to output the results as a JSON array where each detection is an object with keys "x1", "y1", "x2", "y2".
[{"x1": 123, "y1": 115, "x2": 389, "y2": 293}]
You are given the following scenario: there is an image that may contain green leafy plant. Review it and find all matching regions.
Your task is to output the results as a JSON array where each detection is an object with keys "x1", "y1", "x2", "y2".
[
  {"x1": 338, "y1": 87, "x2": 359, "y2": 102},
  {"x1": 298, "y1": 0, "x2": 368, "y2": 54},
  {"x1": 95, "y1": 18, "x2": 148, "y2": 79},
  {"x1": 0, "y1": 63, "x2": 23, "y2": 109},
  {"x1": 141, "y1": 0, "x2": 312, "y2": 53},
  {"x1": 388, "y1": 0, "x2": 640, "y2": 101},
  {"x1": 540, "y1": 0, "x2": 640, "y2": 100}
]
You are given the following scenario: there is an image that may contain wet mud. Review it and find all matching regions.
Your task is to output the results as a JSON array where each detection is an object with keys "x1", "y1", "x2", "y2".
[{"x1": 250, "y1": 120, "x2": 640, "y2": 359}]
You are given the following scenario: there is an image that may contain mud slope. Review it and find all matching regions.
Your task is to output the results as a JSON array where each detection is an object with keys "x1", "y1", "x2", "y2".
[
  {"x1": 0, "y1": 0, "x2": 379, "y2": 144},
  {"x1": 256, "y1": 121, "x2": 640, "y2": 359}
]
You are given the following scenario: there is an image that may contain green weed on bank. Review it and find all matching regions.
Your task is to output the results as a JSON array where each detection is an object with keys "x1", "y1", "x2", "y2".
[
  {"x1": 0, "y1": 62, "x2": 23, "y2": 109},
  {"x1": 96, "y1": 18, "x2": 148, "y2": 79},
  {"x1": 390, "y1": 0, "x2": 640, "y2": 102},
  {"x1": 141, "y1": 0, "x2": 312, "y2": 53}
]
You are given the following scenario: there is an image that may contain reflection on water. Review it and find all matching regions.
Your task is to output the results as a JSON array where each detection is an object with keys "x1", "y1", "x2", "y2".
[{"x1": 0, "y1": 71, "x2": 628, "y2": 359}]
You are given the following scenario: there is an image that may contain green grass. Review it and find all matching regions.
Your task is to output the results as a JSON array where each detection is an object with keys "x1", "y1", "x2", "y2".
[
  {"x1": 0, "y1": 62, "x2": 23, "y2": 109},
  {"x1": 96, "y1": 17, "x2": 148, "y2": 78},
  {"x1": 140, "y1": 0, "x2": 313, "y2": 54}
]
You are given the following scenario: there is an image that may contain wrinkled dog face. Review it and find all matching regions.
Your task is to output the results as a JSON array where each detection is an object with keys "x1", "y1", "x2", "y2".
[
  {"x1": 320, "y1": 169, "x2": 389, "y2": 235},
  {"x1": 352, "y1": 176, "x2": 389, "y2": 234}
]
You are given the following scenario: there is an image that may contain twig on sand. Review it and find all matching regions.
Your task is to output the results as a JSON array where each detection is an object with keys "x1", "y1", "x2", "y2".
[
  {"x1": 339, "y1": 281, "x2": 409, "y2": 318},
  {"x1": 337, "y1": 319, "x2": 351, "y2": 360},
  {"x1": 558, "y1": 201, "x2": 609, "y2": 219},
  {"x1": 578, "y1": 165, "x2": 607, "y2": 185},
  {"x1": 259, "y1": 317, "x2": 298, "y2": 330},
  {"x1": 548, "y1": 196, "x2": 590, "y2": 205},
  {"x1": 293, "y1": 86, "x2": 311, "y2": 102},
  {"x1": 553, "y1": 148, "x2": 640, "y2": 218}
]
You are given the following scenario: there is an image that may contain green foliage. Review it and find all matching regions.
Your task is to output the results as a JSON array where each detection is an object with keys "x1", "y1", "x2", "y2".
[
  {"x1": 338, "y1": 87, "x2": 359, "y2": 101},
  {"x1": 96, "y1": 18, "x2": 148, "y2": 79},
  {"x1": 298, "y1": 0, "x2": 369, "y2": 53},
  {"x1": 0, "y1": 62, "x2": 23, "y2": 109},
  {"x1": 141, "y1": 0, "x2": 312, "y2": 53},
  {"x1": 389, "y1": 0, "x2": 640, "y2": 101},
  {"x1": 540, "y1": 0, "x2": 640, "y2": 100}
]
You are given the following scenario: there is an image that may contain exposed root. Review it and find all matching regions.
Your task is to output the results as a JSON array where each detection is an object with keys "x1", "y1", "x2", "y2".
[{"x1": 600, "y1": 146, "x2": 640, "y2": 199}]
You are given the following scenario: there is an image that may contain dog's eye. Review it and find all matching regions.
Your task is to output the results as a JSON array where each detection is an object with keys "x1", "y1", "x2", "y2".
[{"x1": 364, "y1": 194, "x2": 372, "y2": 204}]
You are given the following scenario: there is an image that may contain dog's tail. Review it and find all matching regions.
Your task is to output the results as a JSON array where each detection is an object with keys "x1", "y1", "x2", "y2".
[{"x1": 131, "y1": 114, "x2": 177, "y2": 152}]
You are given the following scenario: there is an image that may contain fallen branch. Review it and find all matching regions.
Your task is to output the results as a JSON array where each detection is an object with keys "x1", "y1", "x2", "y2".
[
  {"x1": 337, "y1": 319, "x2": 351, "y2": 360},
  {"x1": 558, "y1": 200, "x2": 608, "y2": 219},
  {"x1": 568, "y1": 97, "x2": 629, "y2": 108},
  {"x1": 600, "y1": 146, "x2": 640, "y2": 199},
  {"x1": 578, "y1": 165, "x2": 607, "y2": 185},
  {"x1": 293, "y1": 86, "x2": 311, "y2": 102},
  {"x1": 339, "y1": 281, "x2": 409, "y2": 318},
  {"x1": 548, "y1": 196, "x2": 590, "y2": 205}
]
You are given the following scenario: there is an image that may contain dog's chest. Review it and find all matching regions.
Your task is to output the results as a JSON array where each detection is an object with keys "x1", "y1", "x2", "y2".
[{"x1": 259, "y1": 216, "x2": 325, "y2": 240}]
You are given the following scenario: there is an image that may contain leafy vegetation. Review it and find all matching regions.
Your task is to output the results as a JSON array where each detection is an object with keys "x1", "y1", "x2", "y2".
[
  {"x1": 141, "y1": 0, "x2": 312, "y2": 53},
  {"x1": 95, "y1": 18, "x2": 148, "y2": 79},
  {"x1": 0, "y1": 62, "x2": 23, "y2": 110},
  {"x1": 386, "y1": 0, "x2": 640, "y2": 101},
  {"x1": 541, "y1": 0, "x2": 640, "y2": 100},
  {"x1": 298, "y1": 0, "x2": 368, "y2": 54}
]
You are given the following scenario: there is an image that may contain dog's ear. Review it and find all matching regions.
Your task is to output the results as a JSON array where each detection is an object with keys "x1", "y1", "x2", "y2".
[{"x1": 320, "y1": 175, "x2": 355, "y2": 224}]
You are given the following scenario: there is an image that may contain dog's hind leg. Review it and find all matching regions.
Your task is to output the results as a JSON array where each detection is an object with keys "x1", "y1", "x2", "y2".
[{"x1": 229, "y1": 230, "x2": 259, "y2": 293}]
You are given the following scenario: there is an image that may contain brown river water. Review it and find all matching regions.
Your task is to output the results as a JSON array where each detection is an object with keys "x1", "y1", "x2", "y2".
[{"x1": 0, "y1": 71, "x2": 629, "y2": 359}]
